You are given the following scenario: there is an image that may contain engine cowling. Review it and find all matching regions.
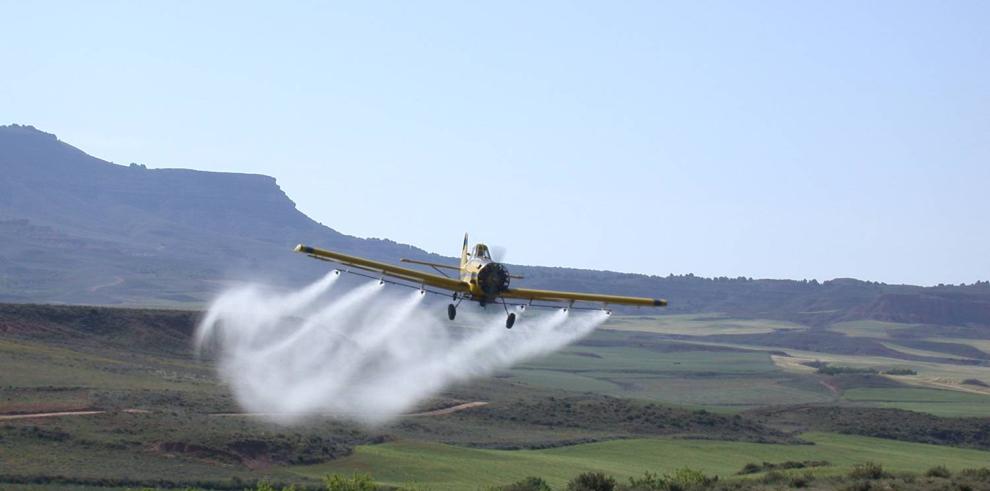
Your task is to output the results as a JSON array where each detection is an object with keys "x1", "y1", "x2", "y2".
[{"x1": 477, "y1": 262, "x2": 511, "y2": 298}]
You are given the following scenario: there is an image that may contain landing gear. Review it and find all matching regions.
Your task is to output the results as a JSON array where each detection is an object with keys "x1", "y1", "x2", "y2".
[
  {"x1": 447, "y1": 304, "x2": 457, "y2": 320},
  {"x1": 500, "y1": 297, "x2": 515, "y2": 329}
]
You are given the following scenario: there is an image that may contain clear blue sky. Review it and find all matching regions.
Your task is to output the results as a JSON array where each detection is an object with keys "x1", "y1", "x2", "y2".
[{"x1": 2, "y1": 1, "x2": 988, "y2": 285}]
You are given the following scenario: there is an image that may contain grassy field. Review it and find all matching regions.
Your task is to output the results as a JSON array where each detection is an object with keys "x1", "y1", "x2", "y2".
[
  {"x1": 927, "y1": 337, "x2": 990, "y2": 356},
  {"x1": 290, "y1": 432, "x2": 990, "y2": 490},
  {"x1": 505, "y1": 328, "x2": 834, "y2": 410},
  {"x1": 879, "y1": 341, "x2": 972, "y2": 360},
  {"x1": 681, "y1": 337, "x2": 989, "y2": 392},
  {"x1": 3, "y1": 304, "x2": 990, "y2": 489},
  {"x1": 827, "y1": 320, "x2": 920, "y2": 339},
  {"x1": 607, "y1": 314, "x2": 806, "y2": 336},
  {"x1": 842, "y1": 387, "x2": 990, "y2": 417}
]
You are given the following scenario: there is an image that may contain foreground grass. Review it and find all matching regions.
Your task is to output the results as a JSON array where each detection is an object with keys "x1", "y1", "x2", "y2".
[{"x1": 287, "y1": 432, "x2": 990, "y2": 490}]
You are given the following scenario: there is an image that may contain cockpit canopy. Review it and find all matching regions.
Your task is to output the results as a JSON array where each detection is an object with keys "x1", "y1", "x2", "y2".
[{"x1": 473, "y1": 244, "x2": 492, "y2": 260}]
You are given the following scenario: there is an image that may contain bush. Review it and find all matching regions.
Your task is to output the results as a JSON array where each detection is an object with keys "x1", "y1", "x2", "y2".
[
  {"x1": 841, "y1": 481, "x2": 873, "y2": 491},
  {"x1": 625, "y1": 471, "x2": 666, "y2": 490},
  {"x1": 623, "y1": 468, "x2": 715, "y2": 491},
  {"x1": 817, "y1": 365, "x2": 877, "y2": 375},
  {"x1": 924, "y1": 465, "x2": 951, "y2": 478},
  {"x1": 848, "y1": 462, "x2": 890, "y2": 480},
  {"x1": 495, "y1": 476, "x2": 552, "y2": 491},
  {"x1": 324, "y1": 473, "x2": 376, "y2": 491},
  {"x1": 959, "y1": 468, "x2": 990, "y2": 481},
  {"x1": 788, "y1": 472, "x2": 814, "y2": 488},
  {"x1": 568, "y1": 471, "x2": 616, "y2": 491},
  {"x1": 666, "y1": 468, "x2": 715, "y2": 489},
  {"x1": 761, "y1": 471, "x2": 787, "y2": 485},
  {"x1": 254, "y1": 484, "x2": 299, "y2": 491},
  {"x1": 883, "y1": 368, "x2": 917, "y2": 376},
  {"x1": 736, "y1": 461, "x2": 830, "y2": 475}
]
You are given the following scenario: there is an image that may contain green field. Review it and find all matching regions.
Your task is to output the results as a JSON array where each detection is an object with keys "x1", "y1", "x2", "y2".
[
  {"x1": 506, "y1": 329, "x2": 834, "y2": 410},
  {"x1": 930, "y1": 337, "x2": 990, "y2": 356},
  {"x1": 827, "y1": 320, "x2": 919, "y2": 339},
  {"x1": 607, "y1": 314, "x2": 806, "y2": 336},
  {"x1": 291, "y1": 433, "x2": 990, "y2": 490},
  {"x1": 842, "y1": 387, "x2": 990, "y2": 417},
  {"x1": 3, "y1": 305, "x2": 990, "y2": 489}
]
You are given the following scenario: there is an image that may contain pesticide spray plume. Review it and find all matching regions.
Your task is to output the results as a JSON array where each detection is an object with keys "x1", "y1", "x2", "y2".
[{"x1": 196, "y1": 273, "x2": 608, "y2": 426}]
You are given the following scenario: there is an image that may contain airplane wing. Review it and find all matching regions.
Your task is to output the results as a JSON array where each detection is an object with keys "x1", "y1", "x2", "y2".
[
  {"x1": 294, "y1": 244, "x2": 469, "y2": 292},
  {"x1": 502, "y1": 287, "x2": 667, "y2": 307}
]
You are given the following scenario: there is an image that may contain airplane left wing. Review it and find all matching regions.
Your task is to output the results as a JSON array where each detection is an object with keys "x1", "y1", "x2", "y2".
[
  {"x1": 502, "y1": 287, "x2": 667, "y2": 307},
  {"x1": 294, "y1": 244, "x2": 469, "y2": 292}
]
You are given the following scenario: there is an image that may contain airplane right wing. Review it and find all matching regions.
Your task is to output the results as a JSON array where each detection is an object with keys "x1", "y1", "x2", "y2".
[{"x1": 502, "y1": 287, "x2": 667, "y2": 307}]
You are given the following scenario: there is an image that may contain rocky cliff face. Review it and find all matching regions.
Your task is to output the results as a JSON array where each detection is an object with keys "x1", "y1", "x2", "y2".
[{"x1": 0, "y1": 124, "x2": 437, "y2": 305}]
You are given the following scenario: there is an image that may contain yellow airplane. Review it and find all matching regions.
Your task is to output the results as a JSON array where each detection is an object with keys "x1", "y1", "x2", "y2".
[{"x1": 294, "y1": 234, "x2": 666, "y2": 328}]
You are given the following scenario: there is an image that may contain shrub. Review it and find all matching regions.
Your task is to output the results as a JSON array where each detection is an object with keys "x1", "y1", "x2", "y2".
[
  {"x1": 841, "y1": 481, "x2": 872, "y2": 491},
  {"x1": 959, "y1": 468, "x2": 990, "y2": 481},
  {"x1": 624, "y1": 468, "x2": 716, "y2": 491},
  {"x1": 736, "y1": 461, "x2": 830, "y2": 475},
  {"x1": 568, "y1": 471, "x2": 616, "y2": 491},
  {"x1": 254, "y1": 483, "x2": 300, "y2": 491},
  {"x1": 761, "y1": 471, "x2": 787, "y2": 485},
  {"x1": 666, "y1": 468, "x2": 715, "y2": 488},
  {"x1": 495, "y1": 476, "x2": 553, "y2": 491},
  {"x1": 883, "y1": 368, "x2": 917, "y2": 376},
  {"x1": 924, "y1": 465, "x2": 951, "y2": 478},
  {"x1": 788, "y1": 472, "x2": 814, "y2": 488},
  {"x1": 324, "y1": 473, "x2": 376, "y2": 491},
  {"x1": 817, "y1": 365, "x2": 877, "y2": 375},
  {"x1": 625, "y1": 471, "x2": 666, "y2": 490},
  {"x1": 848, "y1": 462, "x2": 890, "y2": 480}
]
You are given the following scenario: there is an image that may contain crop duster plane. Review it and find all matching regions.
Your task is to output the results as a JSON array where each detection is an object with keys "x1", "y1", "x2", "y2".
[{"x1": 294, "y1": 234, "x2": 666, "y2": 329}]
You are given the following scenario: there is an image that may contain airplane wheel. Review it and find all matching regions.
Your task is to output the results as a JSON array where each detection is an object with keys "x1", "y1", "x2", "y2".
[
  {"x1": 505, "y1": 313, "x2": 516, "y2": 329},
  {"x1": 448, "y1": 304, "x2": 457, "y2": 321}
]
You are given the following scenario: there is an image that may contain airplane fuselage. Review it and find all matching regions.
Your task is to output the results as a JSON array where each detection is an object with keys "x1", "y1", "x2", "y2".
[{"x1": 460, "y1": 243, "x2": 511, "y2": 302}]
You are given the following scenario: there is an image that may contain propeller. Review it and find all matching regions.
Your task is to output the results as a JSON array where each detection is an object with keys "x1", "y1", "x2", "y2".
[
  {"x1": 490, "y1": 245, "x2": 508, "y2": 263},
  {"x1": 489, "y1": 245, "x2": 524, "y2": 280}
]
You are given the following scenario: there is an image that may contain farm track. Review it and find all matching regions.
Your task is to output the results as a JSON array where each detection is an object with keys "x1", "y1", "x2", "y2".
[
  {"x1": 0, "y1": 408, "x2": 150, "y2": 420},
  {"x1": 0, "y1": 402, "x2": 489, "y2": 421},
  {"x1": 208, "y1": 401, "x2": 490, "y2": 418}
]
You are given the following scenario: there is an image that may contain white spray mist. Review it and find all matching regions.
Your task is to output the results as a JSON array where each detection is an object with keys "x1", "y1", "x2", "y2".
[{"x1": 196, "y1": 273, "x2": 608, "y2": 426}]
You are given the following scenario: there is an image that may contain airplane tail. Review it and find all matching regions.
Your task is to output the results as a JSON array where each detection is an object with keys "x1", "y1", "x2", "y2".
[{"x1": 460, "y1": 233, "x2": 469, "y2": 269}]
